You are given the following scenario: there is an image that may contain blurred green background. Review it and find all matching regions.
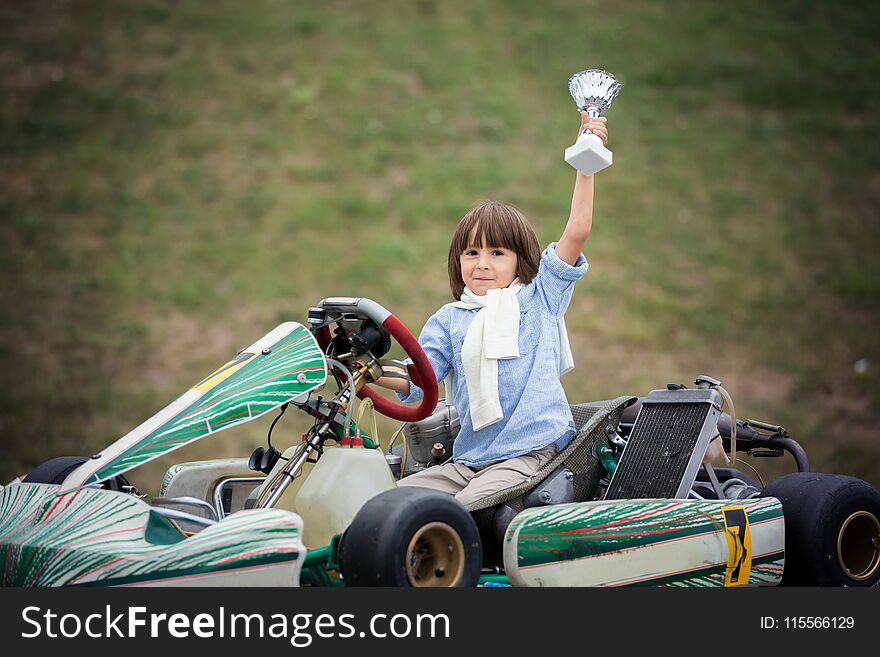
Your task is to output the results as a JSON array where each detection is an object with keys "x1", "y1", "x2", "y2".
[{"x1": 2, "y1": 0, "x2": 878, "y2": 492}]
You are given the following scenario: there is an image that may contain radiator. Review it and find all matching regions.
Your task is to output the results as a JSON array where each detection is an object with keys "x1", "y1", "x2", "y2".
[{"x1": 604, "y1": 388, "x2": 722, "y2": 500}]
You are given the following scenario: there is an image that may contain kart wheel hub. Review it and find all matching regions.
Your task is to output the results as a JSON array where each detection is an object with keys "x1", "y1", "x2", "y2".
[
  {"x1": 837, "y1": 510, "x2": 880, "y2": 581},
  {"x1": 406, "y1": 522, "x2": 465, "y2": 587}
]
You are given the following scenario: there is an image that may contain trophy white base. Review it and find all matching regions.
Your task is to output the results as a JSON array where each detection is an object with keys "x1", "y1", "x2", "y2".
[{"x1": 564, "y1": 134, "x2": 612, "y2": 175}]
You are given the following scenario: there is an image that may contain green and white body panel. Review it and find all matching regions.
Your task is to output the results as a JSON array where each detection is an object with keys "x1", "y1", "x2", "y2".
[
  {"x1": 504, "y1": 497, "x2": 785, "y2": 587},
  {"x1": 61, "y1": 322, "x2": 326, "y2": 491},
  {"x1": 0, "y1": 482, "x2": 306, "y2": 587}
]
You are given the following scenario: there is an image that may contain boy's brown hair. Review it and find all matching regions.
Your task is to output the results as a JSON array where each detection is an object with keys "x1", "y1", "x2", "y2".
[{"x1": 447, "y1": 201, "x2": 542, "y2": 300}]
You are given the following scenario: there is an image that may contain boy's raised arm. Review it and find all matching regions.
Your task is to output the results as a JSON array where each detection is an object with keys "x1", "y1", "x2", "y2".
[{"x1": 556, "y1": 113, "x2": 608, "y2": 266}]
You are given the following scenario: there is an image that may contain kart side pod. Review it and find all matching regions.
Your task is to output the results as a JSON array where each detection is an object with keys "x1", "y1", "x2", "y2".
[{"x1": 503, "y1": 497, "x2": 785, "y2": 587}]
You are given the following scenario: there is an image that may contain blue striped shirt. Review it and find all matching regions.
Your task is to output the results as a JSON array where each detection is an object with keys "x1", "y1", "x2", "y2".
[{"x1": 398, "y1": 242, "x2": 588, "y2": 466}]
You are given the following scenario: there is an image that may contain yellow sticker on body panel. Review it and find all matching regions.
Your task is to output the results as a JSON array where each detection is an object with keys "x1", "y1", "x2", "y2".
[
  {"x1": 722, "y1": 505, "x2": 752, "y2": 586},
  {"x1": 193, "y1": 351, "x2": 257, "y2": 393}
]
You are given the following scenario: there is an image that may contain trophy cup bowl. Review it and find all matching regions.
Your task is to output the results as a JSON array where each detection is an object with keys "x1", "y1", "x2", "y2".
[{"x1": 564, "y1": 69, "x2": 622, "y2": 175}]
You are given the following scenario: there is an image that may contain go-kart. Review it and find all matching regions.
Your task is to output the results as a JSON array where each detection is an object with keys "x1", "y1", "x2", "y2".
[{"x1": 2, "y1": 297, "x2": 878, "y2": 587}]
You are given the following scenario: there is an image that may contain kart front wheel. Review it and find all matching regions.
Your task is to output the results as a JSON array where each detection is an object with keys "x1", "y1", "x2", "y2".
[
  {"x1": 24, "y1": 456, "x2": 91, "y2": 485},
  {"x1": 761, "y1": 472, "x2": 880, "y2": 586},
  {"x1": 339, "y1": 487, "x2": 481, "y2": 587},
  {"x1": 24, "y1": 455, "x2": 131, "y2": 491}
]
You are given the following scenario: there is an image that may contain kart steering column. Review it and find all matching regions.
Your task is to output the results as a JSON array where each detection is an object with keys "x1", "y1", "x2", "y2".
[{"x1": 255, "y1": 368, "x2": 355, "y2": 509}]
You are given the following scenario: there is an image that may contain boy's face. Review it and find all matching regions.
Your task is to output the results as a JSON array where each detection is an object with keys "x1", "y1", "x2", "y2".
[{"x1": 460, "y1": 238, "x2": 518, "y2": 296}]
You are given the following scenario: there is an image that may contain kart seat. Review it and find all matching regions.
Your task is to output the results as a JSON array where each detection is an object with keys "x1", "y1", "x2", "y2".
[{"x1": 467, "y1": 395, "x2": 636, "y2": 540}]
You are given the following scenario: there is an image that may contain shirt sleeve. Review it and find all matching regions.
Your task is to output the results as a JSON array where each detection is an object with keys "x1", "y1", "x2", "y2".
[
  {"x1": 533, "y1": 242, "x2": 589, "y2": 318},
  {"x1": 395, "y1": 306, "x2": 453, "y2": 404}
]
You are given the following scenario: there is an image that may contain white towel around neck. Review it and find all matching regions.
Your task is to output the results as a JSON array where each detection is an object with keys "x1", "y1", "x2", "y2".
[{"x1": 446, "y1": 279, "x2": 575, "y2": 431}]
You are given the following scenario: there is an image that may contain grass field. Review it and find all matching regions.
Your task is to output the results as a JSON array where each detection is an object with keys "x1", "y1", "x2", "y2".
[{"x1": 2, "y1": 0, "x2": 878, "y2": 491}]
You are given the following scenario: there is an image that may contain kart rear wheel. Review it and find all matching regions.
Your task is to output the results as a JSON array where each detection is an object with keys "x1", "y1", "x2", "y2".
[
  {"x1": 339, "y1": 487, "x2": 481, "y2": 587},
  {"x1": 761, "y1": 472, "x2": 880, "y2": 586}
]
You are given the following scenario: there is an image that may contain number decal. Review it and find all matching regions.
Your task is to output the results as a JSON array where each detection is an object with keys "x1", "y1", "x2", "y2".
[{"x1": 722, "y1": 506, "x2": 752, "y2": 586}]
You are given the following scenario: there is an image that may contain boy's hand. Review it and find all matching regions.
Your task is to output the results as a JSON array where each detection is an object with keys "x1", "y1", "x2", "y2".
[{"x1": 577, "y1": 111, "x2": 608, "y2": 146}]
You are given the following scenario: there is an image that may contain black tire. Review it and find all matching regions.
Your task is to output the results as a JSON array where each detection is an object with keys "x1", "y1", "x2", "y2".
[
  {"x1": 24, "y1": 456, "x2": 90, "y2": 484},
  {"x1": 761, "y1": 472, "x2": 880, "y2": 586},
  {"x1": 339, "y1": 487, "x2": 481, "y2": 587},
  {"x1": 24, "y1": 455, "x2": 130, "y2": 491}
]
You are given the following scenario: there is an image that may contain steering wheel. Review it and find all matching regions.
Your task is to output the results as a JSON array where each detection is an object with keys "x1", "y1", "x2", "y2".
[{"x1": 314, "y1": 297, "x2": 438, "y2": 423}]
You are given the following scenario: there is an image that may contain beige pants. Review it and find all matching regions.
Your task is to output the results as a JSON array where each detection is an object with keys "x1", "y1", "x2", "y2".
[{"x1": 397, "y1": 443, "x2": 558, "y2": 508}]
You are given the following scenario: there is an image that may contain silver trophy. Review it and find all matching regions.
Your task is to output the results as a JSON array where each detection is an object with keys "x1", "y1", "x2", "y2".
[{"x1": 564, "y1": 69, "x2": 622, "y2": 175}]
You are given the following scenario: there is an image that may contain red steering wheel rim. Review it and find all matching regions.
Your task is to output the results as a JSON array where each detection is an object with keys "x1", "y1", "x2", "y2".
[{"x1": 315, "y1": 307, "x2": 438, "y2": 423}]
